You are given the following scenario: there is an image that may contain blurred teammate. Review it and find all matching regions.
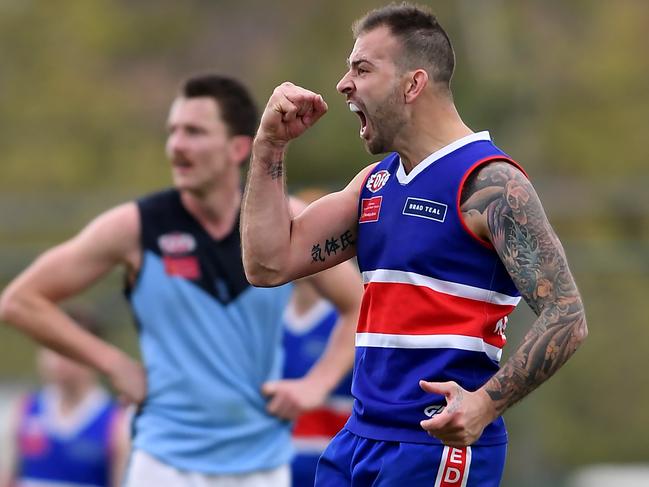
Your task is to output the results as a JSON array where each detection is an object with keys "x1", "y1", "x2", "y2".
[
  {"x1": 282, "y1": 189, "x2": 354, "y2": 487},
  {"x1": 0, "y1": 308, "x2": 129, "y2": 487},
  {"x1": 0, "y1": 74, "x2": 361, "y2": 486},
  {"x1": 241, "y1": 3, "x2": 587, "y2": 486}
]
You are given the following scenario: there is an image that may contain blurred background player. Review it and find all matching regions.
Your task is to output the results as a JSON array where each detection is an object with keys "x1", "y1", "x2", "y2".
[
  {"x1": 0, "y1": 307, "x2": 129, "y2": 487},
  {"x1": 0, "y1": 74, "x2": 361, "y2": 487},
  {"x1": 281, "y1": 189, "x2": 354, "y2": 487}
]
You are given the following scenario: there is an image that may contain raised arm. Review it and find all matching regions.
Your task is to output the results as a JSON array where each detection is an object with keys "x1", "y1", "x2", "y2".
[
  {"x1": 241, "y1": 82, "x2": 369, "y2": 286},
  {"x1": 0, "y1": 203, "x2": 146, "y2": 404},
  {"x1": 420, "y1": 161, "x2": 588, "y2": 446}
]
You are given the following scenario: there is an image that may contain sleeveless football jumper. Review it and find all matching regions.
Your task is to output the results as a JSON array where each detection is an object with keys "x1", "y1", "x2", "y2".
[
  {"x1": 348, "y1": 132, "x2": 524, "y2": 446},
  {"x1": 127, "y1": 189, "x2": 293, "y2": 474},
  {"x1": 16, "y1": 387, "x2": 119, "y2": 487}
]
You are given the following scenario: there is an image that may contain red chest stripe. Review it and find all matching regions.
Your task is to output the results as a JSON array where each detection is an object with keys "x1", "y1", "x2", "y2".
[{"x1": 358, "y1": 281, "x2": 512, "y2": 349}]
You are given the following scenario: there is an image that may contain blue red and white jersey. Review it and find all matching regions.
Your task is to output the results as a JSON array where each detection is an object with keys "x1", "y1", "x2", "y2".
[
  {"x1": 348, "y1": 131, "x2": 524, "y2": 446},
  {"x1": 282, "y1": 299, "x2": 354, "y2": 455},
  {"x1": 15, "y1": 386, "x2": 120, "y2": 487}
]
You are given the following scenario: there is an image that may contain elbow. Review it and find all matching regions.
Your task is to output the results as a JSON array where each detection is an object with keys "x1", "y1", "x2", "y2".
[
  {"x1": 245, "y1": 270, "x2": 278, "y2": 288},
  {"x1": 241, "y1": 244, "x2": 293, "y2": 287},
  {"x1": 243, "y1": 261, "x2": 289, "y2": 288},
  {"x1": 566, "y1": 304, "x2": 588, "y2": 350},
  {"x1": 0, "y1": 287, "x2": 26, "y2": 327},
  {"x1": 575, "y1": 310, "x2": 588, "y2": 345}
]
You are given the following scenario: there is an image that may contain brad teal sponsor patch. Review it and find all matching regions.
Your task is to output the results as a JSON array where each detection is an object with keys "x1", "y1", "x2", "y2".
[{"x1": 402, "y1": 197, "x2": 447, "y2": 222}]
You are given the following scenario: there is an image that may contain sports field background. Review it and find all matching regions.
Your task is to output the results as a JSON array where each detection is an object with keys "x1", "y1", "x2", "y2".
[{"x1": 1, "y1": 2, "x2": 648, "y2": 485}]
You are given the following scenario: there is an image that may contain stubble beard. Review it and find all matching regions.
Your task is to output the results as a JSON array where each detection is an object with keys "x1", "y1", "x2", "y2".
[{"x1": 365, "y1": 85, "x2": 406, "y2": 155}]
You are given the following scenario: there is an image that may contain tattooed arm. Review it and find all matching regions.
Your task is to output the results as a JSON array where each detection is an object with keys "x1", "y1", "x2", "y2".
[
  {"x1": 470, "y1": 162, "x2": 587, "y2": 415},
  {"x1": 420, "y1": 161, "x2": 587, "y2": 446},
  {"x1": 242, "y1": 82, "x2": 369, "y2": 285}
]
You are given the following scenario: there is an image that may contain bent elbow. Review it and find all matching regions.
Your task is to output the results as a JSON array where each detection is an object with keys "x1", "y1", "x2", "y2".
[
  {"x1": 0, "y1": 287, "x2": 26, "y2": 326},
  {"x1": 245, "y1": 270, "x2": 272, "y2": 287},
  {"x1": 243, "y1": 264, "x2": 288, "y2": 288},
  {"x1": 575, "y1": 312, "x2": 588, "y2": 344},
  {"x1": 566, "y1": 305, "x2": 588, "y2": 351}
]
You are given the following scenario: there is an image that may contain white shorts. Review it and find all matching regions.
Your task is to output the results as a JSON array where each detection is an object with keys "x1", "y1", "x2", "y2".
[{"x1": 123, "y1": 449, "x2": 290, "y2": 487}]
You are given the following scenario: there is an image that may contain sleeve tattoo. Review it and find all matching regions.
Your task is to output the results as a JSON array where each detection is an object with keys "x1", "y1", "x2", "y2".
[{"x1": 460, "y1": 161, "x2": 587, "y2": 416}]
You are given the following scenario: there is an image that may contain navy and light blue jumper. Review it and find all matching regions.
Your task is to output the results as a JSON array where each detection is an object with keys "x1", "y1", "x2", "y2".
[{"x1": 127, "y1": 189, "x2": 293, "y2": 474}]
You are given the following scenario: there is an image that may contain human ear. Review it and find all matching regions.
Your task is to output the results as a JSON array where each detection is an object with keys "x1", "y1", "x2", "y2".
[
  {"x1": 229, "y1": 135, "x2": 253, "y2": 166},
  {"x1": 404, "y1": 69, "x2": 429, "y2": 103}
]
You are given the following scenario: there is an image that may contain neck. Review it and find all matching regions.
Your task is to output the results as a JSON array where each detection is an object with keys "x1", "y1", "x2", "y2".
[
  {"x1": 395, "y1": 96, "x2": 473, "y2": 173},
  {"x1": 180, "y1": 175, "x2": 242, "y2": 240}
]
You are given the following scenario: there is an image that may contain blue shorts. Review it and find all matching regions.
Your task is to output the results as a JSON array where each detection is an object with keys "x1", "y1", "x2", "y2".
[
  {"x1": 291, "y1": 452, "x2": 320, "y2": 487},
  {"x1": 315, "y1": 429, "x2": 506, "y2": 487}
]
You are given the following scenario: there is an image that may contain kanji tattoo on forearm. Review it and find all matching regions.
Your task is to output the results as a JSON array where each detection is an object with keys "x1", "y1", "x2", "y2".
[
  {"x1": 311, "y1": 230, "x2": 356, "y2": 263},
  {"x1": 460, "y1": 161, "x2": 587, "y2": 415}
]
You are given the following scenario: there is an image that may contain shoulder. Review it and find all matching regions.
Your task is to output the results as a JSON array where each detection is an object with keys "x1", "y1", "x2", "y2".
[
  {"x1": 136, "y1": 188, "x2": 179, "y2": 211},
  {"x1": 344, "y1": 161, "x2": 381, "y2": 196},
  {"x1": 135, "y1": 189, "x2": 182, "y2": 227},
  {"x1": 460, "y1": 160, "x2": 529, "y2": 211},
  {"x1": 65, "y1": 202, "x2": 141, "y2": 266},
  {"x1": 469, "y1": 159, "x2": 527, "y2": 185},
  {"x1": 81, "y1": 202, "x2": 140, "y2": 240}
]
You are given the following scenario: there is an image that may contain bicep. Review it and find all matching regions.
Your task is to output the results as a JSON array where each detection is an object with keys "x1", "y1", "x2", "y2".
[
  {"x1": 284, "y1": 165, "x2": 374, "y2": 279},
  {"x1": 483, "y1": 166, "x2": 581, "y2": 315},
  {"x1": 287, "y1": 191, "x2": 359, "y2": 277}
]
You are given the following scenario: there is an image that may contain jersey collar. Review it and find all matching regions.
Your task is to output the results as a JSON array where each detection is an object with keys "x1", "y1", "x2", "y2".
[{"x1": 396, "y1": 131, "x2": 491, "y2": 185}]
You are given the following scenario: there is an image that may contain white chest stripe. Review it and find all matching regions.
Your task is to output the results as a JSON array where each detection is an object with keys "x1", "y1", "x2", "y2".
[
  {"x1": 362, "y1": 269, "x2": 521, "y2": 307},
  {"x1": 356, "y1": 332, "x2": 502, "y2": 362}
]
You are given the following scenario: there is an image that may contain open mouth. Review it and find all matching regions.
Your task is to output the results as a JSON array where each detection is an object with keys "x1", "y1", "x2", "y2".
[
  {"x1": 172, "y1": 157, "x2": 193, "y2": 171},
  {"x1": 349, "y1": 102, "x2": 368, "y2": 138}
]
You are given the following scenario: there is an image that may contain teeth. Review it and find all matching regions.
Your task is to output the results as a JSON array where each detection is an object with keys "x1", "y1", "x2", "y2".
[{"x1": 349, "y1": 102, "x2": 361, "y2": 113}]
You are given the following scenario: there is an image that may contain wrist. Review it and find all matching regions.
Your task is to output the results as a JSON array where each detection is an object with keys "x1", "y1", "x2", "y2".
[
  {"x1": 253, "y1": 134, "x2": 288, "y2": 155},
  {"x1": 97, "y1": 347, "x2": 132, "y2": 378},
  {"x1": 475, "y1": 387, "x2": 500, "y2": 423},
  {"x1": 304, "y1": 367, "x2": 338, "y2": 398}
]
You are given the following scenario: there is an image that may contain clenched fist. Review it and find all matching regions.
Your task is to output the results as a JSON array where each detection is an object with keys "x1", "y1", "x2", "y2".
[{"x1": 257, "y1": 82, "x2": 328, "y2": 148}]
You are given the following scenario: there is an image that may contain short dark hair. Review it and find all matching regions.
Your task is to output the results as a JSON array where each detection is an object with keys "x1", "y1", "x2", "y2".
[
  {"x1": 352, "y1": 2, "x2": 455, "y2": 87},
  {"x1": 181, "y1": 74, "x2": 258, "y2": 137}
]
